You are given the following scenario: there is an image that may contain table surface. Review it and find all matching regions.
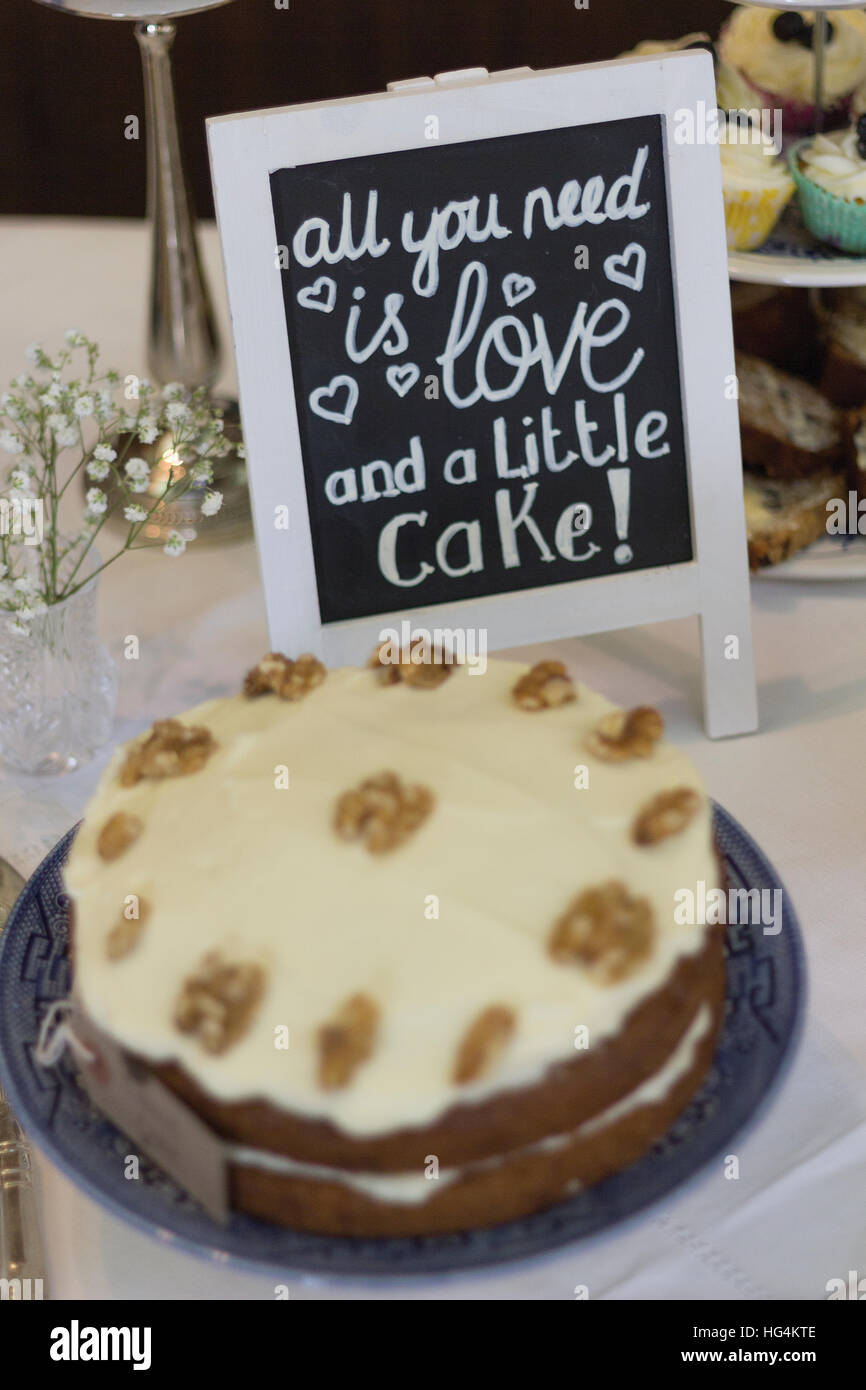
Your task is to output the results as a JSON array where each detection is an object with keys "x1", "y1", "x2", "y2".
[{"x1": 1, "y1": 216, "x2": 865, "y2": 1301}]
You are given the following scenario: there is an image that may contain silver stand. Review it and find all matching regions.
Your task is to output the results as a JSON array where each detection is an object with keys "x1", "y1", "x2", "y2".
[
  {"x1": 136, "y1": 20, "x2": 221, "y2": 390},
  {"x1": 33, "y1": 0, "x2": 251, "y2": 540}
]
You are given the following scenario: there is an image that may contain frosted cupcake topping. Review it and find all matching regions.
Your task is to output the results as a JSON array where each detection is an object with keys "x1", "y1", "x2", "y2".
[
  {"x1": 798, "y1": 130, "x2": 866, "y2": 200},
  {"x1": 621, "y1": 33, "x2": 712, "y2": 58},
  {"x1": 721, "y1": 8, "x2": 866, "y2": 104},
  {"x1": 720, "y1": 128, "x2": 794, "y2": 194}
]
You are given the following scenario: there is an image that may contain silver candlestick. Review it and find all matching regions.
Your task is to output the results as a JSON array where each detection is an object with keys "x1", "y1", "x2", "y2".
[{"x1": 34, "y1": 0, "x2": 251, "y2": 541}]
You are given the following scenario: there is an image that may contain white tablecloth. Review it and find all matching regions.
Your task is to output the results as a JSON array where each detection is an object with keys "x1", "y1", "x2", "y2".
[{"x1": 1, "y1": 217, "x2": 865, "y2": 1301}]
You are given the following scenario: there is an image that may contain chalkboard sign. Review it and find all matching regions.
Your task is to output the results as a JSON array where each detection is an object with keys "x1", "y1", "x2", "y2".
[
  {"x1": 269, "y1": 116, "x2": 692, "y2": 623},
  {"x1": 208, "y1": 55, "x2": 758, "y2": 736}
]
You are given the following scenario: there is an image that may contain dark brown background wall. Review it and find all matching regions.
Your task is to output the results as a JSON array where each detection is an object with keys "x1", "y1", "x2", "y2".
[{"x1": 0, "y1": 0, "x2": 732, "y2": 217}]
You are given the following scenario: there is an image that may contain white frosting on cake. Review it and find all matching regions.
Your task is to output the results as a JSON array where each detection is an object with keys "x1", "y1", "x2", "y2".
[
  {"x1": 65, "y1": 660, "x2": 717, "y2": 1138},
  {"x1": 228, "y1": 1005, "x2": 713, "y2": 1206}
]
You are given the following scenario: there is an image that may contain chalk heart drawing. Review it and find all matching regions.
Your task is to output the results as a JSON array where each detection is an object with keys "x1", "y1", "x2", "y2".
[
  {"x1": 385, "y1": 362, "x2": 420, "y2": 398},
  {"x1": 309, "y1": 375, "x2": 359, "y2": 425},
  {"x1": 502, "y1": 272, "x2": 536, "y2": 308},
  {"x1": 603, "y1": 243, "x2": 646, "y2": 294},
  {"x1": 297, "y1": 276, "x2": 337, "y2": 313}
]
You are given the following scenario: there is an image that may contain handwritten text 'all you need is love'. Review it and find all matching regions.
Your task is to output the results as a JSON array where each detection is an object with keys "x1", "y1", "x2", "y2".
[{"x1": 287, "y1": 143, "x2": 675, "y2": 591}]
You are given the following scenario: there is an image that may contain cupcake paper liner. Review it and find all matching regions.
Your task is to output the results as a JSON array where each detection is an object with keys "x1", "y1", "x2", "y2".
[
  {"x1": 723, "y1": 182, "x2": 795, "y2": 252},
  {"x1": 770, "y1": 91, "x2": 849, "y2": 139},
  {"x1": 789, "y1": 140, "x2": 866, "y2": 254}
]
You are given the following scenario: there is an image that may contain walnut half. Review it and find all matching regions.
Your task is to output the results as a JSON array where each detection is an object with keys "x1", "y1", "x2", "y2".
[
  {"x1": 367, "y1": 639, "x2": 452, "y2": 689},
  {"x1": 317, "y1": 993, "x2": 379, "y2": 1089},
  {"x1": 96, "y1": 811, "x2": 143, "y2": 863},
  {"x1": 632, "y1": 787, "x2": 701, "y2": 846},
  {"x1": 453, "y1": 1005, "x2": 516, "y2": 1085},
  {"x1": 548, "y1": 882, "x2": 655, "y2": 984},
  {"x1": 334, "y1": 771, "x2": 434, "y2": 853},
  {"x1": 585, "y1": 706, "x2": 663, "y2": 762},
  {"x1": 174, "y1": 952, "x2": 265, "y2": 1055},
  {"x1": 511, "y1": 660, "x2": 576, "y2": 711},
  {"x1": 119, "y1": 718, "x2": 216, "y2": 787},
  {"x1": 243, "y1": 652, "x2": 326, "y2": 701}
]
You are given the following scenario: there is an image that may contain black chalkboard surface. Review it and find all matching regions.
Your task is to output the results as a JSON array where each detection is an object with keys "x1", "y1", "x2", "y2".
[{"x1": 270, "y1": 114, "x2": 692, "y2": 625}]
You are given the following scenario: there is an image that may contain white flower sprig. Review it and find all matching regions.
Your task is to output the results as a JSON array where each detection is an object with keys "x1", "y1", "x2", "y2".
[{"x1": 0, "y1": 335, "x2": 235, "y2": 634}]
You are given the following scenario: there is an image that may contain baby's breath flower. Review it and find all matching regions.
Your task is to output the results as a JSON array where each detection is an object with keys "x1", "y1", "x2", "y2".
[
  {"x1": 125, "y1": 456, "x2": 150, "y2": 483},
  {"x1": 163, "y1": 530, "x2": 186, "y2": 557},
  {"x1": 16, "y1": 597, "x2": 47, "y2": 622},
  {"x1": 0, "y1": 332, "x2": 228, "y2": 608},
  {"x1": 85, "y1": 487, "x2": 108, "y2": 518},
  {"x1": 236, "y1": 442, "x2": 246, "y2": 460},
  {"x1": 200, "y1": 490, "x2": 223, "y2": 517},
  {"x1": 0, "y1": 430, "x2": 24, "y2": 454}
]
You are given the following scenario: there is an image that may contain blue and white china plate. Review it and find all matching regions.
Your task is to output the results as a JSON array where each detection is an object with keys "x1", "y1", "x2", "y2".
[
  {"x1": 0, "y1": 808, "x2": 805, "y2": 1277},
  {"x1": 729, "y1": 198, "x2": 866, "y2": 288}
]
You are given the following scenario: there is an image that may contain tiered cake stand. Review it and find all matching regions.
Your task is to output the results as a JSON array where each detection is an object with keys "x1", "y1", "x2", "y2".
[{"x1": 726, "y1": 1, "x2": 866, "y2": 577}]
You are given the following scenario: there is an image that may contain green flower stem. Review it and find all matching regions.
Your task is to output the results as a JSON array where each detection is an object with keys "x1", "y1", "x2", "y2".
[{"x1": 56, "y1": 510, "x2": 111, "y2": 600}]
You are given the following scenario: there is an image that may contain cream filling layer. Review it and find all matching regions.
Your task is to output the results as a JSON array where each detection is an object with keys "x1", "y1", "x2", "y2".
[
  {"x1": 229, "y1": 1005, "x2": 713, "y2": 1206},
  {"x1": 66, "y1": 660, "x2": 718, "y2": 1137}
]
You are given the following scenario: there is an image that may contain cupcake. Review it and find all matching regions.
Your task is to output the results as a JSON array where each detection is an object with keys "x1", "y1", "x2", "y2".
[
  {"x1": 789, "y1": 122, "x2": 866, "y2": 254},
  {"x1": 719, "y1": 8, "x2": 866, "y2": 136},
  {"x1": 720, "y1": 122, "x2": 795, "y2": 251},
  {"x1": 619, "y1": 33, "x2": 714, "y2": 59},
  {"x1": 619, "y1": 30, "x2": 795, "y2": 132}
]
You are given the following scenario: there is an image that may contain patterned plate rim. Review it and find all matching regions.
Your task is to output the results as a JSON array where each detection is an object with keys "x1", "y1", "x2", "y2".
[{"x1": 0, "y1": 806, "x2": 806, "y2": 1280}]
